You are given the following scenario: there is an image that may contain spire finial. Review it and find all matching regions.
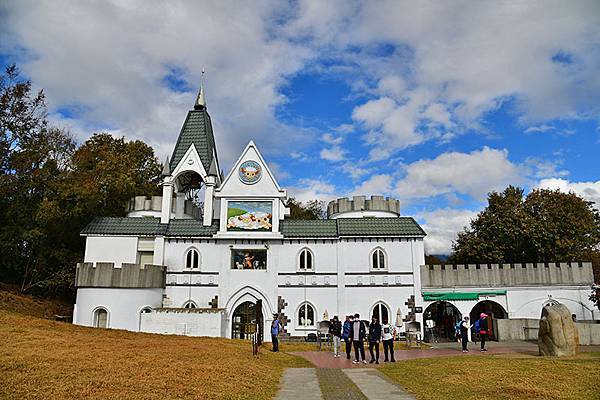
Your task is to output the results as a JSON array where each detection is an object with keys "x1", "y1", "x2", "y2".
[{"x1": 194, "y1": 69, "x2": 206, "y2": 110}]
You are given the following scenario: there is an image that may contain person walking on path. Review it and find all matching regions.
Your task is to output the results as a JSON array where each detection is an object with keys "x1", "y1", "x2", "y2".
[
  {"x1": 368, "y1": 316, "x2": 382, "y2": 364},
  {"x1": 329, "y1": 315, "x2": 342, "y2": 358},
  {"x1": 342, "y1": 315, "x2": 353, "y2": 359},
  {"x1": 350, "y1": 313, "x2": 367, "y2": 364},
  {"x1": 460, "y1": 316, "x2": 470, "y2": 353},
  {"x1": 271, "y1": 314, "x2": 280, "y2": 352},
  {"x1": 381, "y1": 317, "x2": 396, "y2": 362},
  {"x1": 477, "y1": 313, "x2": 489, "y2": 352}
]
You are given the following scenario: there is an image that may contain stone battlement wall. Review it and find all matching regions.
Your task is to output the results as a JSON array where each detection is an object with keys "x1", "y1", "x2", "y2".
[
  {"x1": 327, "y1": 195, "x2": 400, "y2": 217},
  {"x1": 127, "y1": 195, "x2": 201, "y2": 219},
  {"x1": 421, "y1": 262, "x2": 594, "y2": 288},
  {"x1": 75, "y1": 262, "x2": 166, "y2": 288}
]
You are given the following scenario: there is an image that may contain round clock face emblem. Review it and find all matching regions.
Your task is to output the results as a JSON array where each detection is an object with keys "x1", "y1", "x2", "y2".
[{"x1": 238, "y1": 160, "x2": 262, "y2": 184}]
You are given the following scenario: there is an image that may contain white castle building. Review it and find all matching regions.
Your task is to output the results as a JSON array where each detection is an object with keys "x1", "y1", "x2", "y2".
[{"x1": 73, "y1": 87, "x2": 598, "y2": 343}]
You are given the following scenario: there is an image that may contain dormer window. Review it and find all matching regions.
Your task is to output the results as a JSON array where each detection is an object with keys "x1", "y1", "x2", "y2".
[
  {"x1": 298, "y1": 248, "x2": 314, "y2": 271},
  {"x1": 371, "y1": 248, "x2": 387, "y2": 270}
]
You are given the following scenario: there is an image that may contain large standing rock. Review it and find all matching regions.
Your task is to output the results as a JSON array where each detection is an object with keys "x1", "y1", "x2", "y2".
[{"x1": 538, "y1": 303, "x2": 579, "y2": 356}]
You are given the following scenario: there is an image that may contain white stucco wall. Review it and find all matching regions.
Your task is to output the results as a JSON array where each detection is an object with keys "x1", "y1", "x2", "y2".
[
  {"x1": 84, "y1": 236, "x2": 139, "y2": 266},
  {"x1": 74, "y1": 288, "x2": 163, "y2": 331},
  {"x1": 141, "y1": 309, "x2": 224, "y2": 337}
]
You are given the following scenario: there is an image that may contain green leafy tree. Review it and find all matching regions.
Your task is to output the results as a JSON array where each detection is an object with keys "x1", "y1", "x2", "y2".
[
  {"x1": 0, "y1": 64, "x2": 76, "y2": 294},
  {"x1": 285, "y1": 198, "x2": 326, "y2": 220},
  {"x1": 450, "y1": 186, "x2": 600, "y2": 267}
]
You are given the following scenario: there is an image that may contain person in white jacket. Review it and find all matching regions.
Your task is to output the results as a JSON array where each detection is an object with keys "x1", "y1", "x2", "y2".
[
  {"x1": 381, "y1": 317, "x2": 396, "y2": 362},
  {"x1": 460, "y1": 316, "x2": 471, "y2": 353}
]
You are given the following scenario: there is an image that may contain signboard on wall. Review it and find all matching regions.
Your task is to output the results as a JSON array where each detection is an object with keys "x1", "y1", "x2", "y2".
[{"x1": 226, "y1": 201, "x2": 272, "y2": 231}]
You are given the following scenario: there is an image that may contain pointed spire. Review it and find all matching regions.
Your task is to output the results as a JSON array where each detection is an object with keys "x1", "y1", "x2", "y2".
[
  {"x1": 162, "y1": 156, "x2": 171, "y2": 177},
  {"x1": 194, "y1": 69, "x2": 206, "y2": 110},
  {"x1": 208, "y1": 156, "x2": 218, "y2": 176}
]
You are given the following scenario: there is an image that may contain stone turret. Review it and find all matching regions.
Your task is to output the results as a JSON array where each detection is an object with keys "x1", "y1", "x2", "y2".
[{"x1": 327, "y1": 195, "x2": 400, "y2": 219}]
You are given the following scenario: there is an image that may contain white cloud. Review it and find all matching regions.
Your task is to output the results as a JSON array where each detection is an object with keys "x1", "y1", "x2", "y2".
[
  {"x1": 395, "y1": 147, "x2": 522, "y2": 201},
  {"x1": 417, "y1": 208, "x2": 478, "y2": 255},
  {"x1": 320, "y1": 146, "x2": 346, "y2": 161},
  {"x1": 288, "y1": 178, "x2": 338, "y2": 203},
  {"x1": 525, "y1": 124, "x2": 556, "y2": 134},
  {"x1": 353, "y1": 174, "x2": 392, "y2": 195},
  {"x1": 536, "y1": 178, "x2": 600, "y2": 207},
  {"x1": 1, "y1": 1, "x2": 314, "y2": 166},
  {"x1": 322, "y1": 133, "x2": 343, "y2": 145}
]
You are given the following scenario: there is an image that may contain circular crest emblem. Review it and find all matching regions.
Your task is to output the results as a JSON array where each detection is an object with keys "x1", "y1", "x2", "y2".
[{"x1": 238, "y1": 160, "x2": 262, "y2": 184}]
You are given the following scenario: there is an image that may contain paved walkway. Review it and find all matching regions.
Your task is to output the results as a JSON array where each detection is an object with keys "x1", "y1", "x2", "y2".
[
  {"x1": 344, "y1": 369, "x2": 416, "y2": 400},
  {"x1": 274, "y1": 368, "x2": 322, "y2": 400}
]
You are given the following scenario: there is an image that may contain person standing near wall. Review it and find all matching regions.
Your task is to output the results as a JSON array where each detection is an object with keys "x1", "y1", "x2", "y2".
[
  {"x1": 478, "y1": 313, "x2": 489, "y2": 352},
  {"x1": 329, "y1": 315, "x2": 342, "y2": 358},
  {"x1": 271, "y1": 314, "x2": 280, "y2": 352},
  {"x1": 381, "y1": 317, "x2": 396, "y2": 362},
  {"x1": 350, "y1": 313, "x2": 366, "y2": 364},
  {"x1": 368, "y1": 316, "x2": 382, "y2": 364},
  {"x1": 342, "y1": 315, "x2": 353, "y2": 359},
  {"x1": 460, "y1": 316, "x2": 470, "y2": 353}
]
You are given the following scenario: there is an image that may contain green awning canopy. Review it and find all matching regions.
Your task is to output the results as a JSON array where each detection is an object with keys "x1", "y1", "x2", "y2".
[{"x1": 423, "y1": 290, "x2": 507, "y2": 301}]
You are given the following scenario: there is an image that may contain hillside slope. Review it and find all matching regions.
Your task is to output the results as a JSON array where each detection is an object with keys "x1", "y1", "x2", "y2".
[{"x1": 0, "y1": 307, "x2": 309, "y2": 399}]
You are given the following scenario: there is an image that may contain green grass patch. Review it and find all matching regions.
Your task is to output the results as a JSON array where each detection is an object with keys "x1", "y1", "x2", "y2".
[
  {"x1": 380, "y1": 353, "x2": 600, "y2": 400},
  {"x1": 227, "y1": 207, "x2": 247, "y2": 218}
]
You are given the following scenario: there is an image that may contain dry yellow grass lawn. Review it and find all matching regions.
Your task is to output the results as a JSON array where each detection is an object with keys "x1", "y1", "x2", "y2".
[
  {"x1": 0, "y1": 310, "x2": 311, "y2": 400},
  {"x1": 381, "y1": 353, "x2": 600, "y2": 400}
]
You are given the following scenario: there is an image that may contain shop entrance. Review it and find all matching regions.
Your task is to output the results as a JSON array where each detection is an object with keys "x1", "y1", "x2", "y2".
[
  {"x1": 423, "y1": 301, "x2": 461, "y2": 342},
  {"x1": 470, "y1": 300, "x2": 507, "y2": 341}
]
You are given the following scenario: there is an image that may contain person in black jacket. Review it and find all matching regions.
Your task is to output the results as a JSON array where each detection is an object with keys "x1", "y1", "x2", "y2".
[
  {"x1": 478, "y1": 313, "x2": 489, "y2": 352},
  {"x1": 349, "y1": 313, "x2": 366, "y2": 364},
  {"x1": 368, "y1": 316, "x2": 382, "y2": 364},
  {"x1": 328, "y1": 315, "x2": 342, "y2": 358}
]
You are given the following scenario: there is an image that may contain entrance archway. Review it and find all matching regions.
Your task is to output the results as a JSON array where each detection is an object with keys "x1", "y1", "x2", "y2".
[
  {"x1": 231, "y1": 300, "x2": 263, "y2": 341},
  {"x1": 423, "y1": 301, "x2": 461, "y2": 342},
  {"x1": 470, "y1": 300, "x2": 507, "y2": 341}
]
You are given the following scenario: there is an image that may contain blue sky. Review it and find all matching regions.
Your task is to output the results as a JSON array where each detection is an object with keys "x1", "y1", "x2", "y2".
[{"x1": 1, "y1": 1, "x2": 599, "y2": 254}]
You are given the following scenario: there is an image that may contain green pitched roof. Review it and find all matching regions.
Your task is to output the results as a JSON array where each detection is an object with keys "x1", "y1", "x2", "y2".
[
  {"x1": 165, "y1": 219, "x2": 219, "y2": 237},
  {"x1": 81, "y1": 217, "x2": 164, "y2": 236},
  {"x1": 169, "y1": 109, "x2": 217, "y2": 173},
  {"x1": 279, "y1": 220, "x2": 339, "y2": 237},
  {"x1": 337, "y1": 217, "x2": 426, "y2": 236},
  {"x1": 82, "y1": 217, "x2": 426, "y2": 238},
  {"x1": 279, "y1": 217, "x2": 425, "y2": 238}
]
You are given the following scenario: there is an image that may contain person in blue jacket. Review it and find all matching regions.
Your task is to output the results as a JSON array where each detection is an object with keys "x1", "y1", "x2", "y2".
[
  {"x1": 271, "y1": 314, "x2": 280, "y2": 352},
  {"x1": 342, "y1": 315, "x2": 353, "y2": 359}
]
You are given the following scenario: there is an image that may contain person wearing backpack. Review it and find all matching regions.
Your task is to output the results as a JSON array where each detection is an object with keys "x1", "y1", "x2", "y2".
[
  {"x1": 342, "y1": 315, "x2": 353, "y2": 359},
  {"x1": 478, "y1": 313, "x2": 489, "y2": 352},
  {"x1": 460, "y1": 316, "x2": 471, "y2": 353},
  {"x1": 329, "y1": 315, "x2": 342, "y2": 358},
  {"x1": 381, "y1": 317, "x2": 396, "y2": 362}
]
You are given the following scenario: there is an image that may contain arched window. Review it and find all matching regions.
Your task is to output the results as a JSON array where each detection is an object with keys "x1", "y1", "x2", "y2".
[
  {"x1": 298, "y1": 302, "x2": 315, "y2": 328},
  {"x1": 183, "y1": 301, "x2": 197, "y2": 309},
  {"x1": 371, "y1": 302, "x2": 390, "y2": 324},
  {"x1": 371, "y1": 248, "x2": 387, "y2": 270},
  {"x1": 298, "y1": 248, "x2": 314, "y2": 271},
  {"x1": 185, "y1": 248, "x2": 199, "y2": 269},
  {"x1": 94, "y1": 308, "x2": 108, "y2": 328}
]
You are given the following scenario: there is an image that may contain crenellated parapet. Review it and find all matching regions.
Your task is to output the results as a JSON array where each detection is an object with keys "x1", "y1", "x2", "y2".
[
  {"x1": 420, "y1": 262, "x2": 594, "y2": 288},
  {"x1": 75, "y1": 262, "x2": 166, "y2": 288},
  {"x1": 327, "y1": 195, "x2": 400, "y2": 218}
]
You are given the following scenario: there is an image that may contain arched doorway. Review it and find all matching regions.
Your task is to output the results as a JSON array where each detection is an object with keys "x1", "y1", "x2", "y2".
[
  {"x1": 94, "y1": 308, "x2": 108, "y2": 328},
  {"x1": 423, "y1": 301, "x2": 461, "y2": 342},
  {"x1": 371, "y1": 302, "x2": 390, "y2": 324},
  {"x1": 470, "y1": 300, "x2": 507, "y2": 341},
  {"x1": 231, "y1": 300, "x2": 263, "y2": 342}
]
